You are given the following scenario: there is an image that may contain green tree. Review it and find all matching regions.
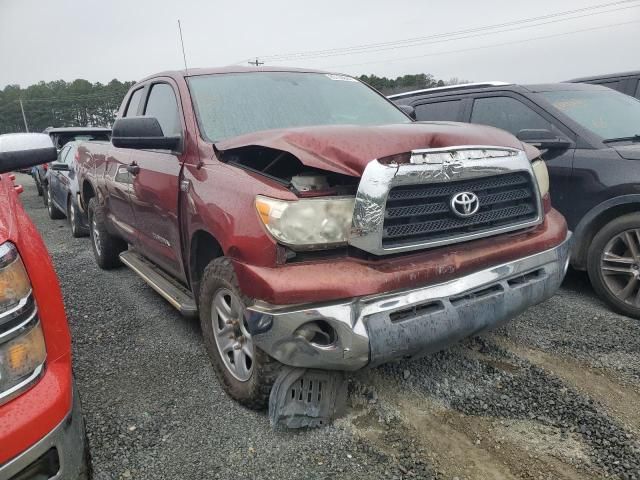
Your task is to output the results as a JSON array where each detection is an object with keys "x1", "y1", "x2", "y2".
[{"x1": 0, "y1": 79, "x2": 135, "y2": 134}]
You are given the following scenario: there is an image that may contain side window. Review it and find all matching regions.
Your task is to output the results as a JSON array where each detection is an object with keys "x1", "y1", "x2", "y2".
[
  {"x1": 471, "y1": 97, "x2": 552, "y2": 136},
  {"x1": 414, "y1": 100, "x2": 462, "y2": 122},
  {"x1": 144, "y1": 83, "x2": 181, "y2": 137},
  {"x1": 124, "y1": 88, "x2": 145, "y2": 117},
  {"x1": 64, "y1": 146, "x2": 77, "y2": 165},
  {"x1": 57, "y1": 146, "x2": 70, "y2": 163}
]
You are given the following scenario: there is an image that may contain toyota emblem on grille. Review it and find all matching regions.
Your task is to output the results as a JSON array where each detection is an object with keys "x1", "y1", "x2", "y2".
[{"x1": 450, "y1": 191, "x2": 480, "y2": 218}]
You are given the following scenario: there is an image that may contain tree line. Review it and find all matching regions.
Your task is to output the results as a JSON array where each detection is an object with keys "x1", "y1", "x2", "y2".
[
  {"x1": 0, "y1": 73, "x2": 468, "y2": 134},
  {"x1": 0, "y1": 79, "x2": 134, "y2": 134},
  {"x1": 358, "y1": 73, "x2": 469, "y2": 95}
]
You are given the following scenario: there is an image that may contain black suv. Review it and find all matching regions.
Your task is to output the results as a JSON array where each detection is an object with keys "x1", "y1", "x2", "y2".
[
  {"x1": 569, "y1": 70, "x2": 640, "y2": 100},
  {"x1": 391, "y1": 82, "x2": 640, "y2": 319}
]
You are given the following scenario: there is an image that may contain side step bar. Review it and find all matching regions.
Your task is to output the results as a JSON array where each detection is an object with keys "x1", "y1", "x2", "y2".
[{"x1": 119, "y1": 250, "x2": 198, "y2": 317}]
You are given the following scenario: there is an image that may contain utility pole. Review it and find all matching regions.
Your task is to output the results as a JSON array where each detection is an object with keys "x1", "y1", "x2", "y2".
[
  {"x1": 19, "y1": 99, "x2": 29, "y2": 132},
  {"x1": 248, "y1": 57, "x2": 264, "y2": 66}
]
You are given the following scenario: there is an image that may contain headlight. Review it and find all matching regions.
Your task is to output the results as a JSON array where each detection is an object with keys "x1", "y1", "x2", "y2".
[
  {"x1": 532, "y1": 159, "x2": 549, "y2": 197},
  {"x1": 255, "y1": 195, "x2": 355, "y2": 250},
  {"x1": 0, "y1": 242, "x2": 46, "y2": 405}
]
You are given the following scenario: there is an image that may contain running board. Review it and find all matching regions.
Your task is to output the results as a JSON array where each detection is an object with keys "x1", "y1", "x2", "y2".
[{"x1": 119, "y1": 250, "x2": 198, "y2": 317}]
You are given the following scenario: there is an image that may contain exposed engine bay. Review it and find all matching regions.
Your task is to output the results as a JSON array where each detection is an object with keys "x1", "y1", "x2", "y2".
[{"x1": 220, "y1": 145, "x2": 359, "y2": 196}]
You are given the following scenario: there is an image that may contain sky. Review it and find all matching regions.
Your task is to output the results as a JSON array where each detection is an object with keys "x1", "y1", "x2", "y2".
[{"x1": 1, "y1": 0, "x2": 639, "y2": 88}]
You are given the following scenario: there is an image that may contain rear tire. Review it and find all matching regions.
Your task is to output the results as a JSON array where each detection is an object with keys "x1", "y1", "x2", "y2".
[
  {"x1": 46, "y1": 184, "x2": 65, "y2": 220},
  {"x1": 199, "y1": 257, "x2": 281, "y2": 409},
  {"x1": 588, "y1": 213, "x2": 640, "y2": 319},
  {"x1": 88, "y1": 198, "x2": 126, "y2": 269},
  {"x1": 68, "y1": 196, "x2": 89, "y2": 238}
]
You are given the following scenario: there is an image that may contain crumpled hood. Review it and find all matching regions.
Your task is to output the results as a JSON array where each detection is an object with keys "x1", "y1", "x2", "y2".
[
  {"x1": 216, "y1": 122, "x2": 528, "y2": 176},
  {"x1": 613, "y1": 144, "x2": 640, "y2": 160}
]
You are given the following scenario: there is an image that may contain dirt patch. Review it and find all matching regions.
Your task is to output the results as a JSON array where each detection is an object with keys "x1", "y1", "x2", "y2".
[
  {"x1": 345, "y1": 373, "x2": 600, "y2": 480},
  {"x1": 501, "y1": 340, "x2": 640, "y2": 435}
]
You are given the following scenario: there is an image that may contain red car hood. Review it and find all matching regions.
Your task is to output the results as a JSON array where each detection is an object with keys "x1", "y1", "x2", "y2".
[
  {"x1": 0, "y1": 175, "x2": 18, "y2": 245},
  {"x1": 216, "y1": 122, "x2": 530, "y2": 176}
]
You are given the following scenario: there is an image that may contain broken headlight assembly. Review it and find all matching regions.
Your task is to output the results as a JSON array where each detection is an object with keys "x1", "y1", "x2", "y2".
[
  {"x1": 531, "y1": 159, "x2": 550, "y2": 198},
  {"x1": 255, "y1": 195, "x2": 355, "y2": 250},
  {"x1": 0, "y1": 242, "x2": 46, "y2": 405}
]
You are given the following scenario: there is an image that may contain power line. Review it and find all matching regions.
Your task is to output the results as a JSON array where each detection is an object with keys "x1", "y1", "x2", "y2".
[
  {"x1": 269, "y1": 4, "x2": 640, "y2": 62},
  {"x1": 323, "y1": 19, "x2": 640, "y2": 70},
  {"x1": 245, "y1": 0, "x2": 640, "y2": 63}
]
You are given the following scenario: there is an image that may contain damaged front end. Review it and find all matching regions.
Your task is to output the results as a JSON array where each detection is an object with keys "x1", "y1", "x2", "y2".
[{"x1": 230, "y1": 142, "x2": 568, "y2": 428}]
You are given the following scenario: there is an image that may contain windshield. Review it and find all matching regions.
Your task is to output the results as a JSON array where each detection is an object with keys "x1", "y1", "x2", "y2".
[
  {"x1": 188, "y1": 72, "x2": 410, "y2": 142},
  {"x1": 540, "y1": 88, "x2": 640, "y2": 141}
]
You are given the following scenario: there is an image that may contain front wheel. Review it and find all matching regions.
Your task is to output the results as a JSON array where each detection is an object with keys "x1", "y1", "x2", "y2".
[
  {"x1": 588, "y1": 213, "x2": 640, "y2": 319},
  {"x1": 199, "y1": 257, "x2": 281, "y2": 409},
  {"x1": 88, "y1": 198, "x2": 126, "y2": 269},
  {"x1": 68, "y1": 196, "x2": 89, "y2": 238},
  {"x1": 46, "y1": 184, "x2": 65, "y2": 219}
]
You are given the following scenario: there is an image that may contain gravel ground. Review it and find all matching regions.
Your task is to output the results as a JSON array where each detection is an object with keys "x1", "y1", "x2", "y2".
[{"x1": 16, "y1": 174, "x2": 640, "y2": 480}]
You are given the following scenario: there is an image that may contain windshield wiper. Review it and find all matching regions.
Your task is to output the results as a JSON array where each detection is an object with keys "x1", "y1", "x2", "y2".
[{"x1": 603, "y1": 134, "x2": 640, "y2": 144}]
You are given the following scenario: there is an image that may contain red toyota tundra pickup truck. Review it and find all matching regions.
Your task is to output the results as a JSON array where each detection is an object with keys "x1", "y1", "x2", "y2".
[
  {"x1": 76, "y1": 67, "x2": 570, "y2": 425},
  {"x1": 0, "y1": 134, "x2": 90, "y2": 478}
]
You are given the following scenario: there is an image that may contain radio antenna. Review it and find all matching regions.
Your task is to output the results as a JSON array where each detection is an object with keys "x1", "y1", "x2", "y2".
[{"x1": 178, "y1": 19, "x2": 189, "y2": 72}]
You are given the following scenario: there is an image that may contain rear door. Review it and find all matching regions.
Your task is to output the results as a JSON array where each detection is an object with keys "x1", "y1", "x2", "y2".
[
  {"x1": 465, "y1": 93, "x2": 577, "y2": 221},
  {"x1": 103, "y1": 86, "x2": 146, "y2": 244},
  {"x1": 128, "y1": 79, "x2": 187, "y2": 282}
]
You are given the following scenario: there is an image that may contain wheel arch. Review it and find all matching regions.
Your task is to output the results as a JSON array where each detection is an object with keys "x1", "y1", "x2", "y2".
[
  {"x1": 572, "y1": 195, "x2": 640, "y2": 270},
  {"x1": 189, "y1": 229, "x2": 224, "y2": 304},
  {"x1": 81, "y1": 180, "x2": 96, "y2": 211}
]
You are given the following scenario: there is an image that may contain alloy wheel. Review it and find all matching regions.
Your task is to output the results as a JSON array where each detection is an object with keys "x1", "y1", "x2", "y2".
[
  {"x1": 47, "y1": 188, "x2": 53, "y2": 215},
  {"x1": 91, "y1": 216, "x2": 102, "y2": 256},
  {"x1": 70, "y1": 201, "x2": 77, "y2": 233},
  {"x1": 600, "y1": 228, "x2": 640, "y2": 307},
  {"x1": 210, "y1": 288, "x2": 254, "y2": 381}
]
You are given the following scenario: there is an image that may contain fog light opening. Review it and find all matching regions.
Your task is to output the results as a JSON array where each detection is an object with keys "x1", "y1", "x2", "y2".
[{"x1": 294, "y1": 320, "x2": 337, "y2": 347}]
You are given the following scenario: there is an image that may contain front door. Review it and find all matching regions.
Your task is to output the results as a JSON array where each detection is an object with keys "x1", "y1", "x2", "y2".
[
  {"x1": 467, "y1": 94, "x2": 576, "y2": 220},
  {"x1": 128, "y1": 80, "x2": 186, "y2": 282},
  {"x1": 49, "y1": 145, "x2": 71, "y2": 209}
]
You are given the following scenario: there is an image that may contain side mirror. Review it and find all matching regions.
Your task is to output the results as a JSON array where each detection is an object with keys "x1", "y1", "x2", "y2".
[
  {"x1": 112, "y1": 117, "x2": 181, "y2": 151},
  {"x1": 516, "y1": 129, "x2": 571, "y2": 150},
  {"x1": 0, "y1": 133, "x2": 57, "y2": 174},
  {"x1": 51, "y1": 162, "x2": 70, "y2": 171},
  {"x1": 398, "y1": 104, "x2": 417, "y2": 120}
]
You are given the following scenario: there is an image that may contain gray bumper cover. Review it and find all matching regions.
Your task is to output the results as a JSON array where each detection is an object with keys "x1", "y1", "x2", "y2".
[{"x1": 247, "y1": 233, "x2": 572, "y2": 371}]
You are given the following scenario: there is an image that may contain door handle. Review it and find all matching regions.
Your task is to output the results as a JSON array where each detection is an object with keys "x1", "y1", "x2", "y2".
[{"x1": 127, "y1": 162, "x2": 140, "y2": 175}]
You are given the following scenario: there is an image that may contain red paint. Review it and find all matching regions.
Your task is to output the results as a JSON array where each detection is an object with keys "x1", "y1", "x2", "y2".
[
  {"x1": 76, "y1": 66, "x2": 567, "y2": 312},
  {"x1": 234, "y1": 209, "x2": 568, "y2": 305},
  {"x1": 0, "y1": 173, "x2": 72, "y2": 464},
  {"x1": 216, "y1": 123, "x2": 528, "y2": 177}
]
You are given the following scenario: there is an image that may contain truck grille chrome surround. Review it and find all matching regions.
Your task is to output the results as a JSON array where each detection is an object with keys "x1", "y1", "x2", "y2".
[{"x1": 350, "y1": 146, "x2": 543, "y2": 255}]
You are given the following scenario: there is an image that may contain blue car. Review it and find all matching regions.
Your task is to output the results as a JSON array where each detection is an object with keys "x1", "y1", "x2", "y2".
[
  {"x1": 35, "y1": 127, "x2": 111, "y2": 202},
  {"x1": 44, "y1": 141, "x2": 90, "y2": 237}
]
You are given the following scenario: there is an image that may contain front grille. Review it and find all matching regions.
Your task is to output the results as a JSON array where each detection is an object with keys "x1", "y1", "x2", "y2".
[{"x1": 382, "y1": 172, "x2": 539, "y2": 247}]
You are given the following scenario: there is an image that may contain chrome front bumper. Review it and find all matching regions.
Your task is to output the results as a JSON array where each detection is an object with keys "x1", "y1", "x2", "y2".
[
  {"x1": 247, "y1": 233, "x2": 571, "y2": 371},
  {"x1": 0, "y1": 384, "x2": 89, "y2": 480}
]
